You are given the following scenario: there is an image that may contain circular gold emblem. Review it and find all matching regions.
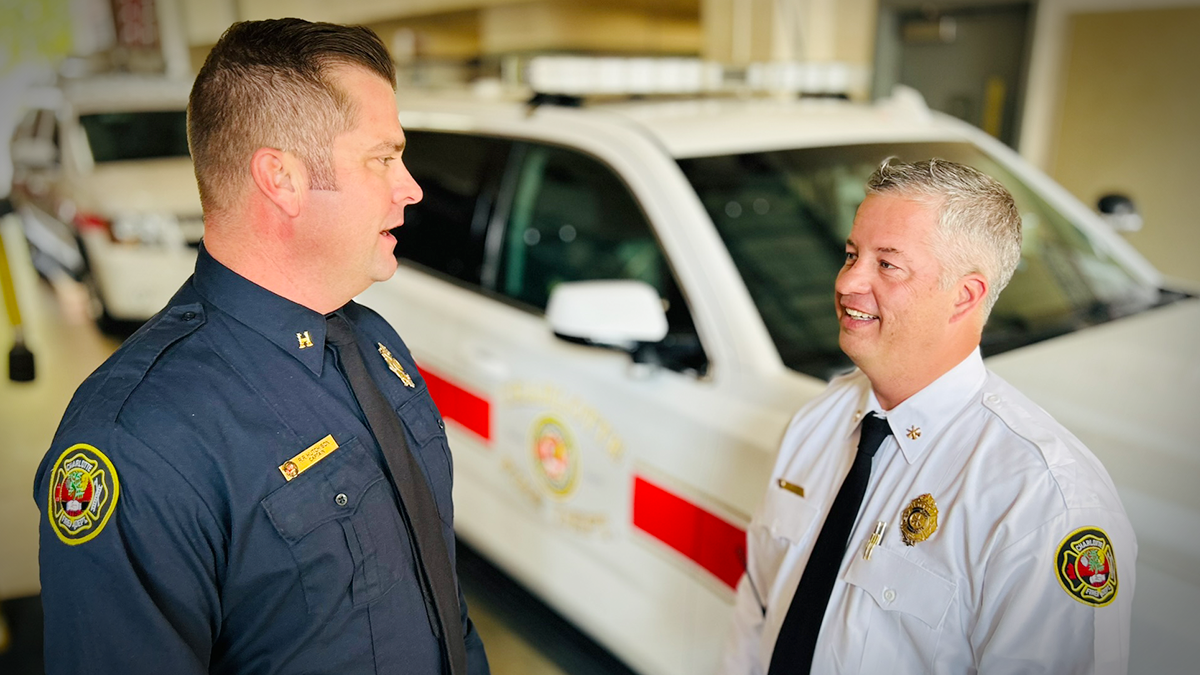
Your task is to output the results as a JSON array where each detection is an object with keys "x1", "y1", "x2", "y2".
[
  {"x1": 531, "y1": 416, "x2": 579, "y2": 498},
  {"x1": 899, "y1": 493, "x2": 938, "y2": 546}
]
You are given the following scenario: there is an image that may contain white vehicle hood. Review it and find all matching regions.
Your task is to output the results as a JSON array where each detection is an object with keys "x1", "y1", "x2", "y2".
[
  {"x1": 76, "y1": 158, "x2": 201, "y2": 216},
  {"x1": 986, "y1": 297, "x2": 1200, "y2": 584}
]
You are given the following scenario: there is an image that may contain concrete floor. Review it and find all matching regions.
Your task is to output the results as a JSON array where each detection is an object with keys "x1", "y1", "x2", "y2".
[{"x1": 0, "y1": 218, "x2": 630, "y2": 674}]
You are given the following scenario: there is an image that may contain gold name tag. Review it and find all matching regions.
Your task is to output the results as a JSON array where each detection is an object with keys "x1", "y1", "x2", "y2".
[
  {"x1": 777, "y1": 478, "x2": 805, "y2": 498},
  {"x1": 279, "y1": 435, "x2": 339, "y2": 481}
]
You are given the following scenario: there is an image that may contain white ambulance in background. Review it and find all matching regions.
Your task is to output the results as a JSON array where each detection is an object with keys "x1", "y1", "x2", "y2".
[
  {"x1": 10, "y1": 75, "x2": 201, "y2": 328},
  {"x1": 357, "y1": 59, "x2": 1198, "y2": 675}
]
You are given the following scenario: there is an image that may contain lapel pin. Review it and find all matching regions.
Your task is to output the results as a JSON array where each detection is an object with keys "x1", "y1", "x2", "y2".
[
  {"x1": 906, "y1": 426, "x2": 922, "y2": 440},
  {"x1": 296, "y1": 331, "x2": 314, "y2": 349}
]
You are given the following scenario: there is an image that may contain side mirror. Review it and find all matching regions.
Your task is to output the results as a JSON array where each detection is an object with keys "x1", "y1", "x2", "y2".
[
  {"x1": 1096, "y1": 193, "x2": 1143, "y2": 232},
  {"x1": 546, "y1": 280, "x2": 668, "y2": 350}
]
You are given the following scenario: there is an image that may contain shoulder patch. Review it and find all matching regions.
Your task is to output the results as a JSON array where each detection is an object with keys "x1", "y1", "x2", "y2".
[
  {"x1": 47, "y1": 444, "x2": 121, "y2": 545},
  {"x1": 1055, "y1": 526, "x2": 1118, "y2": 607}
]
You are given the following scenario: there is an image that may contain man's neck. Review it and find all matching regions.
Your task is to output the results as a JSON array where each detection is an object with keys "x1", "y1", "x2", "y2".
[
  {"x1": 203, "y1": 229, "x2": 347, "y2": 315},
  {"x1": 867, "y1": 342, "x2": 979, "y2": 411}
]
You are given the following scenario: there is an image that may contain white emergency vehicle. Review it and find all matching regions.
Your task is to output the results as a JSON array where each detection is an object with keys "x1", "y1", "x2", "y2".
[
  {"x1": 364, "y1": 59, "x2": 1192, "y2": 675},
  {"x1": 10, "y1": 75, "x2": 200, "y2": 326}
]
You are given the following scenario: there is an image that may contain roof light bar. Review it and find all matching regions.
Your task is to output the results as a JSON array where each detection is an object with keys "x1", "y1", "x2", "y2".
[
  {"x1": 526, "y1": 55, "x2": 862, "y2": 99},
  {"x1": 527, "y1": 56, "x2": 723, "y2": 96}
]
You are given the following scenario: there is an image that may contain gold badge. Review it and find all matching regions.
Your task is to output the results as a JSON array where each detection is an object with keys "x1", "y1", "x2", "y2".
[
  {"x1": 377, "y1": 343, "x2": 415, "y2": 388},
  {"x1": 296, "y1": 331, "x2": 314, "y2": 349},
  {"x1": 278, "y1": 435, "x2": 339, "y2": 481},
  {"x1": 906, "y1": 426, "x2": 922, "y2": 440},
  {"x1": 900, "y1": 493, "x2": 938, "y2": 546}
]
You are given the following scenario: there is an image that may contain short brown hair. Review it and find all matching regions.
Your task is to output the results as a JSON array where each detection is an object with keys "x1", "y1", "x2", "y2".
[
  {"x1": 188, "y1": 18, "x2": 396, "y2": 212},
  {"x1": 866, "y1": 158, "x2": 1022, "y2": 317}
]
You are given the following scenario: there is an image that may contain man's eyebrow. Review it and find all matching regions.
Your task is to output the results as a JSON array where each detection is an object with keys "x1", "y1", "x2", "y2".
[
  {"x1": 844, "y1": 239, "x2": 905, "y2": 256},
  {"x1": 368, "y1": 140, "x2": 405, "y2": 154}
]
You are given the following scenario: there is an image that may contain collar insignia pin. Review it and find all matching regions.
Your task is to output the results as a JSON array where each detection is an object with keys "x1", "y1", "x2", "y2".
[
  {"x1": 906, "y1": 426, "x2": 922, "y2": 440},
  {"x1": 377, "y1": 343, "x2": 415, "y2": 388},
  {"x1": 296, "y1": 331, "x2": 314, "y2": 349},
  {"x1": 900, "y1": 493, "x2": 939, "y2": 546}
]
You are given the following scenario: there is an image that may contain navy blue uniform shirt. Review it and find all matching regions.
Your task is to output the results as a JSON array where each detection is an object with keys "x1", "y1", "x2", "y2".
[{"x1": 34, "y1": 244, "x2": 489, "y2": 674}]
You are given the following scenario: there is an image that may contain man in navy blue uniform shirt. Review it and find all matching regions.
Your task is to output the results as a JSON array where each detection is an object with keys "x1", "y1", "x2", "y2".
[{"x1": 34, "y1": 18, "x2": 489, "y2": 674}]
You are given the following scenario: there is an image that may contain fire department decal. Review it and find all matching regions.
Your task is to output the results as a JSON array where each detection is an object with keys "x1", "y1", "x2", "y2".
[
  {"x1": 47, "y1": 444, "x2": 120, "y2": 545},
  {"x1": 1055, "y1": 527, "x2": 1118, "y2": 607},
  {"x1": 531, "y1": 415, "x2": 579, "y2": 497}
]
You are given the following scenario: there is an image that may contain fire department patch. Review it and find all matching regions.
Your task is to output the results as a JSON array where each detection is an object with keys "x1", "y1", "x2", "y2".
[
  {"x1": 1055, "y1": 527, "x2": 1118, "y2": 607},
  {"x1": 47, "y1": 443, "x2": 120, "y2": 546},
  {"x1": 531, "y1": 415, "x2": 579, "y2": 498}
]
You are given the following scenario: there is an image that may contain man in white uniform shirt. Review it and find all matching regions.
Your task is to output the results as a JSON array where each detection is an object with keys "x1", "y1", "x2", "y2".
[{"x1": 722, "y1": 159, "x2": 1135, "y2": 674}]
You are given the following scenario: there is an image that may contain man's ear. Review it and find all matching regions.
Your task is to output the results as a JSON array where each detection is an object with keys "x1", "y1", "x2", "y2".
[
  {"x1": 249, "y1": 147, "x2": 303, "y2": 218},
  {"x1": 951, "y1": 273, "x2": 989, "y2": 324}
]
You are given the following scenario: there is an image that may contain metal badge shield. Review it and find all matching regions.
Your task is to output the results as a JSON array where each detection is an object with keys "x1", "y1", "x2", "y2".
[
  {"x1": 899, "y1": 493, "x2": 939, "y2": 546},
  {"x1": 1055, "y1": 527, "x2": 1119, "y2": 607},
  {"x1": 377, "y1": 343, "x2": 415, "y2": 388},
  {"x1": 47, "y1": 443, "x2": 120, "y2": 546}
]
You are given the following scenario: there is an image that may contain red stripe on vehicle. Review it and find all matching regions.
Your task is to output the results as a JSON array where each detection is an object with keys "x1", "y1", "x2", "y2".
[
  {"x1": 632, "y1": 475, "x2": 746, "y2": 589},
  {"x1": 420, "y1": 367, "x2": 492, "y2": 442}
]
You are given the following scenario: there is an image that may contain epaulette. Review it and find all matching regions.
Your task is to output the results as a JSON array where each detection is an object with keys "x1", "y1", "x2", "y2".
[{"x1": 61, "y1": 302, "x2": 207, "y2": 428}]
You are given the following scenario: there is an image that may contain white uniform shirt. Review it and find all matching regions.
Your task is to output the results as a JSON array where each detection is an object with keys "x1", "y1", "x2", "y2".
[{"x1": 723, "y1": 349, "x2": 1136, "y2": 674}]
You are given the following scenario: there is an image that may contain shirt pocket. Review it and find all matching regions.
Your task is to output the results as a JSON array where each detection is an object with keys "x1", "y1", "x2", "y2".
[
  {"x1": 261, "y1": 436, "x2": 411, "y2": 614},
  {"x1": 397, "y1": 394, "x2": 454, "y2": 526},
  {"x1": 749, "y1": 483, "x2": 823, "y2": 585},
  {"x1": 844, "y1": 546, "x2": 956, "y2": 628},
  {"x1": 843, "y1": 546, "x2": 957, "y2": 671}
]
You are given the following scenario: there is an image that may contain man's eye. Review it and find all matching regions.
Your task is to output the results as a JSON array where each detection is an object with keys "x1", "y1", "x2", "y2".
[
  {"x1": 379, "y1": 156, "x2": 395, "y2": 166},
  {"x1": 844, "y1": 252, "x2": 857, "y2": 264},
  {"x1": 879, "y1": 260, "x2": 896, "y2": 270}
]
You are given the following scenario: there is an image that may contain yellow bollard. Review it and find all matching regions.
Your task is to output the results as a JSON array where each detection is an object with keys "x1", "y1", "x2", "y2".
[{"x1": 0, "y1": 199, "x2": 35, "y2": 381}]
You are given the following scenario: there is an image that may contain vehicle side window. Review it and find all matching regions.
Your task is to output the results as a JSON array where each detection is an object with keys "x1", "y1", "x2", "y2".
[
  {"x1": 394, "y1": 130, "x2": 511, "y2": 285},
  {"x1": 498, "y1": 143, "x2": 707, "y2": 375}
]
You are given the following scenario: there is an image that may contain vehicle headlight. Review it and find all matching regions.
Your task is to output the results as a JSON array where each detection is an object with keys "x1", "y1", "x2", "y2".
[{"x1": 110, "y1": 212, "x2": 186, "y2": 247}]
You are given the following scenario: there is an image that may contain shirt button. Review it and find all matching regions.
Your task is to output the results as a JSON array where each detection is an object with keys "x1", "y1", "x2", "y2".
[
  {"x1": 182, "y1": 311, "x2": 196, "y2": 321},
  {"x1": 883, "y1": 588, "x2": 897, "y2": 603},
  {"x1": 438, "y1": 419, "x2": 445, "y2": 430},
  {"x1": 986, "y1": 394, "x2": 1000, "y2": 405},
  {"x1": 335, "y1": 493, "x2": 348, "y2": 507}
]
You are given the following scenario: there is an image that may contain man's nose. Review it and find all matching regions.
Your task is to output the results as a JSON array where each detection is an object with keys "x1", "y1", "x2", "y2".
[
  {"x1": 394, "y1": 164, "x2": 423, "y2": 205},
  {"x1": 835, "y1": 259, "x2": 870, "y2": 295}
]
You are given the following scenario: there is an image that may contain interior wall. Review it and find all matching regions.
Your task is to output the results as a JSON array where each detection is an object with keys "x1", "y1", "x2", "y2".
[{"x1": 1049, "y1": 6, "x2": 1200, "y2": 284}]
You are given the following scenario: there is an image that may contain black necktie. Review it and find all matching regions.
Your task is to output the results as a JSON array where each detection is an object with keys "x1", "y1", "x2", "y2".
[
  {"x1": 326, "y1": 314, "x2": 467, "y2": 675},
  {"x1": 767, "y1": 413, "x2": 893, "y2": 675}
]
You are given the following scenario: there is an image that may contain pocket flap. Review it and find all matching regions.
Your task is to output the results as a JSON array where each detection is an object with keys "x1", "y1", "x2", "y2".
[
  {"x1": 762, "y1": 482, "x2": 821, "y2": 544},
  {"x1": 399, "y1": 396, "x2": 445, "y2": 445},
  {"x1": 844, "y1": 546, "x2": 957, "y2": 629},
  {"x1": 261, "y1": 437, "x2": 386, "y2": 543}
]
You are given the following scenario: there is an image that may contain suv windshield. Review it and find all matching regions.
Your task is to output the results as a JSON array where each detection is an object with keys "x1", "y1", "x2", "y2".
[
  {"x1": 678, "y1": 141, "x2": 1164, "y2": 380},
  {"x1": 79, "y1": 111, "x2": 190, "y2": 163}
]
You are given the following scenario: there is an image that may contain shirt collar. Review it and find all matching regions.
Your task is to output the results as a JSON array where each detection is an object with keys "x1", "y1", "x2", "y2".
[
  {"x1": 192, "y1": 242, "x2": 330, "y2": 376},
  {"x1": 865, "y1": 348, "x2": 987, "y2": 464}
]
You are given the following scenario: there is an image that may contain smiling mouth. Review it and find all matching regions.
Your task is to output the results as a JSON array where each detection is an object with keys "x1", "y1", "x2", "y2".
[{"x1": 844, "y1": 308, "x2": 878, "y2": 320}]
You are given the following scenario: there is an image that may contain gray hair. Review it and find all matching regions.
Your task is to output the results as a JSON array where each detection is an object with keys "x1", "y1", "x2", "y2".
[{"x1": 866, "y1": 157, "x2": 1022, "y2": 318}]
